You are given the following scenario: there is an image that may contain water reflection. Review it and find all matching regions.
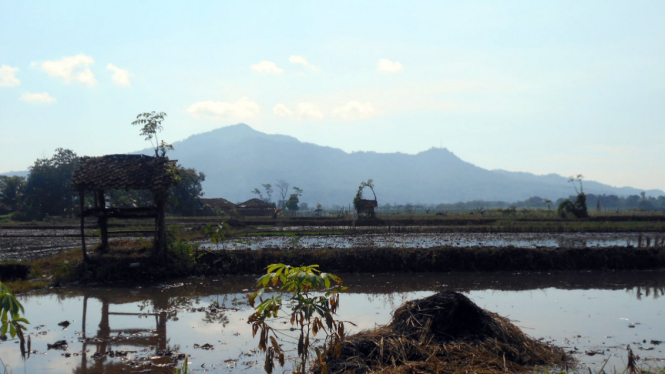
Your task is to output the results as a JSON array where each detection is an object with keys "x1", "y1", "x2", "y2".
[
  {"x1": 73, "y1": 293, "x2": 172, "y2": 373},
  {"x1": 1, "y1": 271, "x2": 663, "y2": 373}
]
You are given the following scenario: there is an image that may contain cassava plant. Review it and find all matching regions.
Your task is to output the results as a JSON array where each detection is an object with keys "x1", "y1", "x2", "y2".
[
  {"x1": 0, "y1": 282, "x2": 30, "y2": 360},
  {"x1": 247, "y1": 264, "x2": 350, "y2": 374},
  {"x1": 202, "y1": 222, "x2": 230, "y2": 250}
]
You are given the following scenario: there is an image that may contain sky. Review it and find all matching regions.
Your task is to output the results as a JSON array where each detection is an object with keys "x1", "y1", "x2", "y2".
[{"x1": 1, "y1": 1, "x2": 664, "y2": 191}]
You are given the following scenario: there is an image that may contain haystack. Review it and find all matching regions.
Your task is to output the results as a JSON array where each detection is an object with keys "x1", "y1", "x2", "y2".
[{"x1": 320, "y1": 291, "x2": 570, "y2": 374}]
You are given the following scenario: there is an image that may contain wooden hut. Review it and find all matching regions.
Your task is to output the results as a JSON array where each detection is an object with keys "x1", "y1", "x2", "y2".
[
  {"x1": 237, "y1": 198, "x2": 275, "y2": 217},
  {"x1": 356, "y1": 199, "x2": 378, "y2": 216},
  {"x1": 200, "y1": 198, "x2": 237, "y2": 214},
  {"x1": 71, "y1": 154, "x2": 176, "y2": 261}
]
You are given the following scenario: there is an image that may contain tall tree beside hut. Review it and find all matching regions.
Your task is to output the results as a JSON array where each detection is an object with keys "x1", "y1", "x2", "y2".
[{"x1": 18, "y1": 148, "x2": 80, "y2": 220}]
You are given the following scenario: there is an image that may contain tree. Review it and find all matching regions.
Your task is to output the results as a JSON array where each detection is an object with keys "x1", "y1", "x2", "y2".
[
  {"x1": 285, "y1": 194, "x2": 299, "y2": 212},
  {"x1": 247, "y1": 264, "x2": 349, "y2": 374},
  {"x1": 131, "y1": 111, "x2": 173, "y2": 157},
  {"x1": 557, "y1": 175, "x2": 588, "y2": 218},
  {"x1": 170, "y1": 167, "x2": 206, "y2": 216},
  {"x1": 262, "y1": 184, "x2": 273, "y2": 203},
  {"x1": 275, "y1": 180, "x2": 290, "y2": 207},
  {"x1": 252, "y1": 184, "x2": 273, "y2": 203},
  {"x1": 285, "y1": 186, "x2": 303, "y2": 213},
  {"x1": 19, "y1": 148, "x2": 81, "y2": 220},
  {"x1": 0, "y1": 176, "x2": 26, "y2": 212}
]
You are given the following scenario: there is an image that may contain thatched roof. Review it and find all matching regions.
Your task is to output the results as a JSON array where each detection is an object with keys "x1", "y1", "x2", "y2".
[
  {"x1": 238, "y1": 198, "x2": 274, "y2": 208},
  {"x1": 72, "y1": 154, "x2": 176, "y2": 192},
  {"x1": 200, "y1": 198, "x2": 237, "y2": 210}
]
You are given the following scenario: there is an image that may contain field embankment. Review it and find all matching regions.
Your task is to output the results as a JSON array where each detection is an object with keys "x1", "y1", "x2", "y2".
[{"x1": 195, "y1": 246, "x2": 665, "y2": 275}]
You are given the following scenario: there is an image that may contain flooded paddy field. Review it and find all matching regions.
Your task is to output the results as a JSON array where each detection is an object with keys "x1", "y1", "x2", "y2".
[
  {"x1": 0, "y1": 228, "x2": 105, "y2": 262},
  {"x1": 0, "y1": 228, "x2": 104, "y2": 262},
  {"x1": 1, "y1": 270, "x2": 663, "y2": 373},
  {"x1": 212, "y1": 232, "x2": 665, "y2": 250}
]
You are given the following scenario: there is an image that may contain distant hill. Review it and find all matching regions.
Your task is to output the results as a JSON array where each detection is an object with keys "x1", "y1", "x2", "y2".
[
  {"x1": 0, "y1": 170, "x2": 29, "y2": 178},
  {"x1": 142, "y1": 124, "x2": 663, "y2": 206},
  {"x1": 5, "y1": 124, "x2": 662, "y2": 206}
]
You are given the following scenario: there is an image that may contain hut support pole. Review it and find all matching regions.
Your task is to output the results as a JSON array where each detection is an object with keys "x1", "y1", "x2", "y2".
[
  {"x1": 79, "y1": 190, "x2": 88, "y2": 262},
  {"x1": 96, "y1": 190, "x2": 108, "y2": 251},
  {"x1": 155, "y1": 193, "x2": 167, "y2": 260}
]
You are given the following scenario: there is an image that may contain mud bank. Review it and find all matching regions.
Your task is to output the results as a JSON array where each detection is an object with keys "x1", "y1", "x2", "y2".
[{"x1": 197, "y1": 246, "x2": 665, "y2": 275}]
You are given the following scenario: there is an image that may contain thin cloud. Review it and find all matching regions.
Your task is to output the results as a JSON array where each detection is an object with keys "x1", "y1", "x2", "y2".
[
  {"x1": 106, "y1": 63, "x2": 131, "y2": 87},
  {"x1": 39, "y1": 54, "x2": 96, "y2": 85},
  {"x1": 289, "y1": 56, "x2": 319, "y2": 71},
  {"x1": 251, "y1": 61, "x2": 284, "y2": 74},
  {"x1": 273, "y1": 103, "x2": 294, "y2": 117},
  {"x1": 297, "y1": 102, "x2": 324, "y2": 120},
  {"x1": 0, "y1": 65, "x2": 20, "y2": 87},
  {"x1": 377, "y1": 59, "x2": 403, "y2": 73},
  {"x1": 21, "y1": 92, "x2": 56, "y2": 103},
  {"x1": 186, "y1": 97, "x2": 261, "y2": 121},
  {"x1": 333, "y1": 101, "x2": 376, "y2": 121}
]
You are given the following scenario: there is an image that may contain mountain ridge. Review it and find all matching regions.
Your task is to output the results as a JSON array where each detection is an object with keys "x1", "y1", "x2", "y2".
[
  {"x1": 159, "y1": 124, "x2": 663, "y2": 205},
  {"x1": 4, "y1": 124, "x2": 662, "y2": 206}
]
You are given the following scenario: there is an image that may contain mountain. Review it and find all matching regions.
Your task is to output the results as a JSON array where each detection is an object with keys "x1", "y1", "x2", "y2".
[
  {"x1": 0, "y1": 170, "x2": 29, "y2": 178},
  {"x1": 150, "y1": 124, "x2": 663, "y2": 206}
]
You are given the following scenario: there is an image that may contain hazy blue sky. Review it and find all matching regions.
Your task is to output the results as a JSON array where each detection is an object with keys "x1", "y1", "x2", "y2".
[{"x1": 1, "y1": 1, "x2": 664, "y2": 191}]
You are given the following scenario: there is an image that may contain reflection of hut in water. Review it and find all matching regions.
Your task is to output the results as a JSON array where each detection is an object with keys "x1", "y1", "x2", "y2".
[
  {"x1": 72, "y1": 154, "x2": 176, "y2": 260},
  {"x1": 73, "y1": 291, "x2": 172, "y2": 374},
  {"x1": 236, "y1": 198, "x2": 275, "y2": 217}
]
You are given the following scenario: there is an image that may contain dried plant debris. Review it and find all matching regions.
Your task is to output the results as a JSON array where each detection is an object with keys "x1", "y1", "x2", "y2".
[
  {"x1": 319, "y1": 291, "x2": 571, "y2": 374},
  {"x1": 47, "y1": 340, "x2": 69, "y2": 350}
]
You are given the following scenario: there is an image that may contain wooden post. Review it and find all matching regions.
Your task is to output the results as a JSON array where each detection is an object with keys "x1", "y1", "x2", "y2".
[
  {"x1": 96, "y1": 190, "x2": 108, "y2": 251},
  {"x1": 79, "y1": 190, "x2": 88, "y2": 262},
  {"x1": 155, "y1": 192, "x2": 167, "y2": 260}
]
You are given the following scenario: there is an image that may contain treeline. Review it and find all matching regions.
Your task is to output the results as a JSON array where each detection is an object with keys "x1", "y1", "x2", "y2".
[
  {"x1": 376, "y1": 194, "x2": 665, "y2": 214},
  {"x1": 0, "y1": 148, "x2": 206, "y2": 221}
]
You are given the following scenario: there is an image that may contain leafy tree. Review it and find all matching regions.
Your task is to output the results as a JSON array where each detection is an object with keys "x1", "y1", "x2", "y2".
[
  {"x1": 247, "y1": 264, "x2": 349, "y2": 374},
  {"x1": 19, "y1": 148, "x2": 80, "y2": 220},
  {"x1": 252, "y1": 184, "x2": 274, "y2": 203},
  {"x1": 557, "y1": 175, "x2": 588, "y2": 218},
  {"x1": 170, "y1": 166, "x2": 206, "y2": 216},
  {"x1": 262, "y1": 184, "x2": 273, "y2": 203},
  {"x1": 285, "y1": 186, "x2": 303, "y2": 213},
  {"x1": 285, "y1": 194, "x2": 299, "y2": 212},
  {"x1": 0, "y1": 176, "x2": 26, "y2": 212},
  {"x1": 131, "y1": 111, "x2": 173, "y2": 157}
]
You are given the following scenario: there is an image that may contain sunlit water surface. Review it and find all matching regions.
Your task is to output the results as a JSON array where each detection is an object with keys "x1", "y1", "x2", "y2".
[
  {"x1": 1, "y1": 271, "x2": 663, "y2": 373},
  {"x1": 207, "y1": 232, "x2": 663, "y2": 250}
]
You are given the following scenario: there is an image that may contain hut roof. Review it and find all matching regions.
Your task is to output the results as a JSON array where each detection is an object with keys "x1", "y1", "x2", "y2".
[
  {"x1": 200, "y1": 198, "x2": 237, "y2": 210},
  {"x1": 72, "y1": 154, "x2": 176, "y2": 192},
  {"x1": 238, "y1": 198, "x2": 274, "y2": 208}
]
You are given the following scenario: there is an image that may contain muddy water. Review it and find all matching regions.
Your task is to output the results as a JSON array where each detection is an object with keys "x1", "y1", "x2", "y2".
[
  {"x1": 210, "y1": 232, "x2": 663, "y2": 250},
  {"x1": 1, "y1": 271, "x2": 663, "y2": 373}
]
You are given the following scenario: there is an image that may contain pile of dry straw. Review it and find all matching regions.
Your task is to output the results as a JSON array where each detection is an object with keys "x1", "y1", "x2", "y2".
[{"x1": 319, "y1": 291, "x2": 570, "y2": 374}]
